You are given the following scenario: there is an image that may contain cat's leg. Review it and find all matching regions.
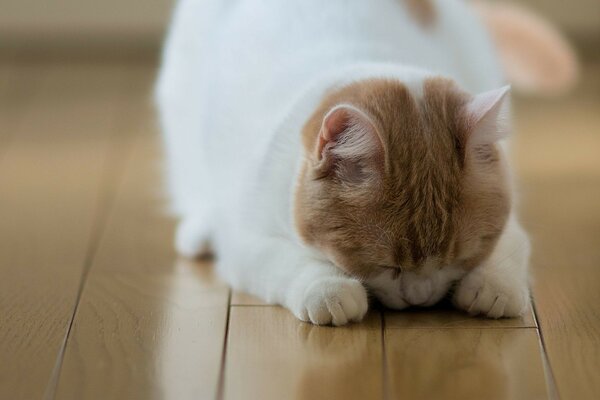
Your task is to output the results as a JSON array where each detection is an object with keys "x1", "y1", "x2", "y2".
[
  {"x1": 220, "y1": 235, "x2": 368, "y2": 326},
  {"x1": 453, "y1": 216, "x2": 531, "y2": 318}
]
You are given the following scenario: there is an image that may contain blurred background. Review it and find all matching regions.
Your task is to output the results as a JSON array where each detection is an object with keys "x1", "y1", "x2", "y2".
[{"x1": 0, "y1": 0, "x2": 598, "y2": 59}]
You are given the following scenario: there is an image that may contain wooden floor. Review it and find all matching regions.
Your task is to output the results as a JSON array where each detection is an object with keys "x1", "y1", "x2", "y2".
[{"x1": 0, "y1": 59, "x2": 598, "y2": 400}]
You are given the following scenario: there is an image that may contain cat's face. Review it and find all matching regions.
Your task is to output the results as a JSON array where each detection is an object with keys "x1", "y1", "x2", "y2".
[{"x1": 294, "y1": 77, "x2": 511, "y2": 307}]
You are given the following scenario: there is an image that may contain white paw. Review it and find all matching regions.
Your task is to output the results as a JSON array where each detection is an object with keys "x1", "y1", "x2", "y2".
[
  {"x1": 453, "y1": 270, "x2": 529, "y2": 318},
  {"x1": 175, "y1": 216, "x2": 210, "y2": 258},
  {"x1": 292, "y1": 277, "x2": 368, "y2": 326}
]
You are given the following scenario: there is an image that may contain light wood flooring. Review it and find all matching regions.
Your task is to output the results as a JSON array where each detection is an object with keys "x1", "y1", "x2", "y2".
[{"x1": 0, "y1": 60, "x2": 598, "y2": 400}]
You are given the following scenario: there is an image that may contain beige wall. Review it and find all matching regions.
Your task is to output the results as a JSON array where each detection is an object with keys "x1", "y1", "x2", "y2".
[
  {"x1": 0, "y1": 0, "x2": 173, "y2": 49},
  {"x1": 517, "y1": 0, "x2": 600, "y2": 38},
  {"x1": 0, "y1": 0, "x2": 597, "y2": 50}
]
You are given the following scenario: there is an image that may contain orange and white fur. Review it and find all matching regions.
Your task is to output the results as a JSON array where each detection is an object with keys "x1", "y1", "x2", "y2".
[{"x1": 156, "y1": 0, "x2": 575, "y2": 325}]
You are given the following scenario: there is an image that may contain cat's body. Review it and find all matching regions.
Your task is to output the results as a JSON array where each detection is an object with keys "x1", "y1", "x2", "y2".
[{"x1": 156, "y1": 0, "x2": 531, "y2": 325}]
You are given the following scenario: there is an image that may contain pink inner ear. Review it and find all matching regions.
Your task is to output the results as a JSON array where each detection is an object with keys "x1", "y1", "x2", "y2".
[
  {"x1": 323, "y1": 106, "x2": 349, "y2": 141},
  {"x1": 465, "y1": 86, "x2": 511, "y2": 145},
  {"x1": 317, "y1": 106, "x2": 351, "y2": 159},
  {"x1": 315, "y1": 104, "x2": 384, "y2": 178}
]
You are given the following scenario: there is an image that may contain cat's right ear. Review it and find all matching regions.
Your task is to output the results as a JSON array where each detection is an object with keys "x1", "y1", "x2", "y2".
[
  {"x1": 314, "y1": 104, "x2": 384, "y2": 183},
  {"x1": 464, "y1": 85, "x2": 511, "y2": 146}
]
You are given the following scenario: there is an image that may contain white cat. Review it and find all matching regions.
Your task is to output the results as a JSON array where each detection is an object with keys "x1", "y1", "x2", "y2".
[{"x1": 156, "y1": 0, "x2": 532, "y2": 325}]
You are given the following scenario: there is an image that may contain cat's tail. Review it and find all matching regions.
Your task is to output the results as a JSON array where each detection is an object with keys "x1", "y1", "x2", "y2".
[{"x1": 470, "y1": 0, "x2": 579, "y2": 96}]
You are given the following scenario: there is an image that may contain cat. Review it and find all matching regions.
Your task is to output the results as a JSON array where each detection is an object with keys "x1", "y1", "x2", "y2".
[{"x1": 155, "y1": 0, "x2": 531, "y2": 326}]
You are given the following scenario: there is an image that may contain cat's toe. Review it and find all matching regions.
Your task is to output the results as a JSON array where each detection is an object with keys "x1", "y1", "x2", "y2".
[
  {"x1": 453, "y1": 272, "x2": 529, "y2": 318},
  {"x1": 299, "y1": 277, "x2": 368, "y2": 326}
]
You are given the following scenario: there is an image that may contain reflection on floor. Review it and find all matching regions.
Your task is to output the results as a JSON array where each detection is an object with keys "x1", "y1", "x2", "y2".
[{"x1": 0, "y1": 60, "x2": 598, "y2": 399}]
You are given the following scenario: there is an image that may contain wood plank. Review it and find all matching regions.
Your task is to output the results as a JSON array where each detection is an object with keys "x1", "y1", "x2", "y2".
[
  {"x1": 520, "y1": 179, "x2": 600, "y2": 399},
  {"x1": 224, "y1": 307, "x2": 383, "y2": 400},
  {"x1": 231, "y1": 291, "x2": 269, "y2": 306},
  {"x1": 513, "y1": 65, "x2": 600, "y2": 180},
  {"x1": 384, "y1": 328, "x2": 549, "y2": 399},
  {"x1": 385, "y1": 303, "x2": 536, "y2": 329},
  {"x1": 513, "y1": 63, "x2": 600, "y2": 399},
  {"x1": 54, "y1": 117, "x2": 230, "y2": 399},
  {"x1": 0, "y1": 63, "x2": 132, "y2": 400}
]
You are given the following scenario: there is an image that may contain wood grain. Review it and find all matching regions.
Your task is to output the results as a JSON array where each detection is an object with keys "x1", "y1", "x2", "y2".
[
  {"x1": 385, "y1": 303, "x2": 536, "y2": 329},
  {"x1": 53, "y1": 97, "x2": 230, "y2": 400},
  {"x1": 0, "y1": 63, "x2": 132, "y2": 400},
  {"x1": 513, "y1": 64, "x2": 600, "y2": 399},
  {"x1": 231, "y1": 291, "x2": 269, "y2": 306},
  {"x1": 520, "y1": 180, "x2": 600, "y2": 398},
  {"x1": 384, "y1": 328, "x2": 549, "y2": 400},
  {"x1": 1, "y1": 59, "x2": 599, "y2": 400},
  {"x1": 224, "y1": 307, "x2": 383, "y2": 400}
]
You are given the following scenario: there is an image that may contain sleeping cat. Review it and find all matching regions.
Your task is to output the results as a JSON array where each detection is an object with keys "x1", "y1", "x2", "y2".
[{"x1": 156, "y1": 0, "x2": 532, "y2": 325}]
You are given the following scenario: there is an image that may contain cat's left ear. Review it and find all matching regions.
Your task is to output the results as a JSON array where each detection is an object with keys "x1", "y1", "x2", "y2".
[
  {"x1": 464, "y1": 85, "x2": 511, "y2": 147},
  {"x1": 314, "y1": 104, "x2": 384, "y2": 182}
]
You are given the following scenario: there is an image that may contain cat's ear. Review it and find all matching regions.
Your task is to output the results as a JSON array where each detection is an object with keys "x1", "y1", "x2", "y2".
[
  {"x1": 464, "y1": 85, "x2": 511, "y2": 147},
  {"x1": 315, "y1": 104, "x2": 384, "y2": 182}
]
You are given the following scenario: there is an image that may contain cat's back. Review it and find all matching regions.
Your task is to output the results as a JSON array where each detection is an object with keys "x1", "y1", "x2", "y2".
[
  {"x1": 208, "y1": 0, "x2": 500, "y2": 89},
  {"x1": 156, "y1": 0, "x2": 503, "y2": 214},
  {"x1": 158, "y1": 0, "x2": 504, "y2": 140},
  {"x1": 160, "y1": 0, "x2": 501, "y2": 127}
]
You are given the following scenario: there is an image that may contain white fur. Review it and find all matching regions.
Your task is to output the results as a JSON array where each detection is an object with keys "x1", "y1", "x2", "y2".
[
  {"x1": 453, "y1": 216, "x2": 531, "y2": 318},
  {"x1": 467, "y1": 85, "x2": 512, "y2": 144},
  {"x1": 367, "y1": 265, "x2": 466, "y2": 310},
  {"x1": 156, "y1": 0, "x2": 530, "y2": 325}
]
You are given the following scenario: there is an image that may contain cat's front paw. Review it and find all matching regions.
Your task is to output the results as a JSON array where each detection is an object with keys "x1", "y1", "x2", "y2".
[
  {"x1": 453, "y1": 269, "x2": 529, "y2": 318},
  {"x1": 292, "y1": 277, "x2": 368, "y2": 326}
]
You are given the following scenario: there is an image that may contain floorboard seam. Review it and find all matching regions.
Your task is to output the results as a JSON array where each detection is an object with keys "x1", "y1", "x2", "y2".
[
  {"x1": 532, "y1": 298, "x2": 561, "y2": 400},
  {"x1": 381, "y1": 310, "x2": 389, "y2": 400},
  {"x1": 42, "y1": 82, "x2": 142, "y2": 400},
  {"x1": 216, "y1": 289, "x2": 233, "y2": 400}
]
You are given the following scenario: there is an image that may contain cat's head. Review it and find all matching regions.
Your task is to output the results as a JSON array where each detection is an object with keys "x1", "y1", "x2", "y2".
[{"x1": 294, "y1": 77, "x2": 511, "y2": 306}]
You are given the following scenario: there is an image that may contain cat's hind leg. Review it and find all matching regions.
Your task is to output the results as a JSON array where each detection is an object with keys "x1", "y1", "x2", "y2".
[{"x1": 175, "y1": 211, "x2": 212, "y2": 258}]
